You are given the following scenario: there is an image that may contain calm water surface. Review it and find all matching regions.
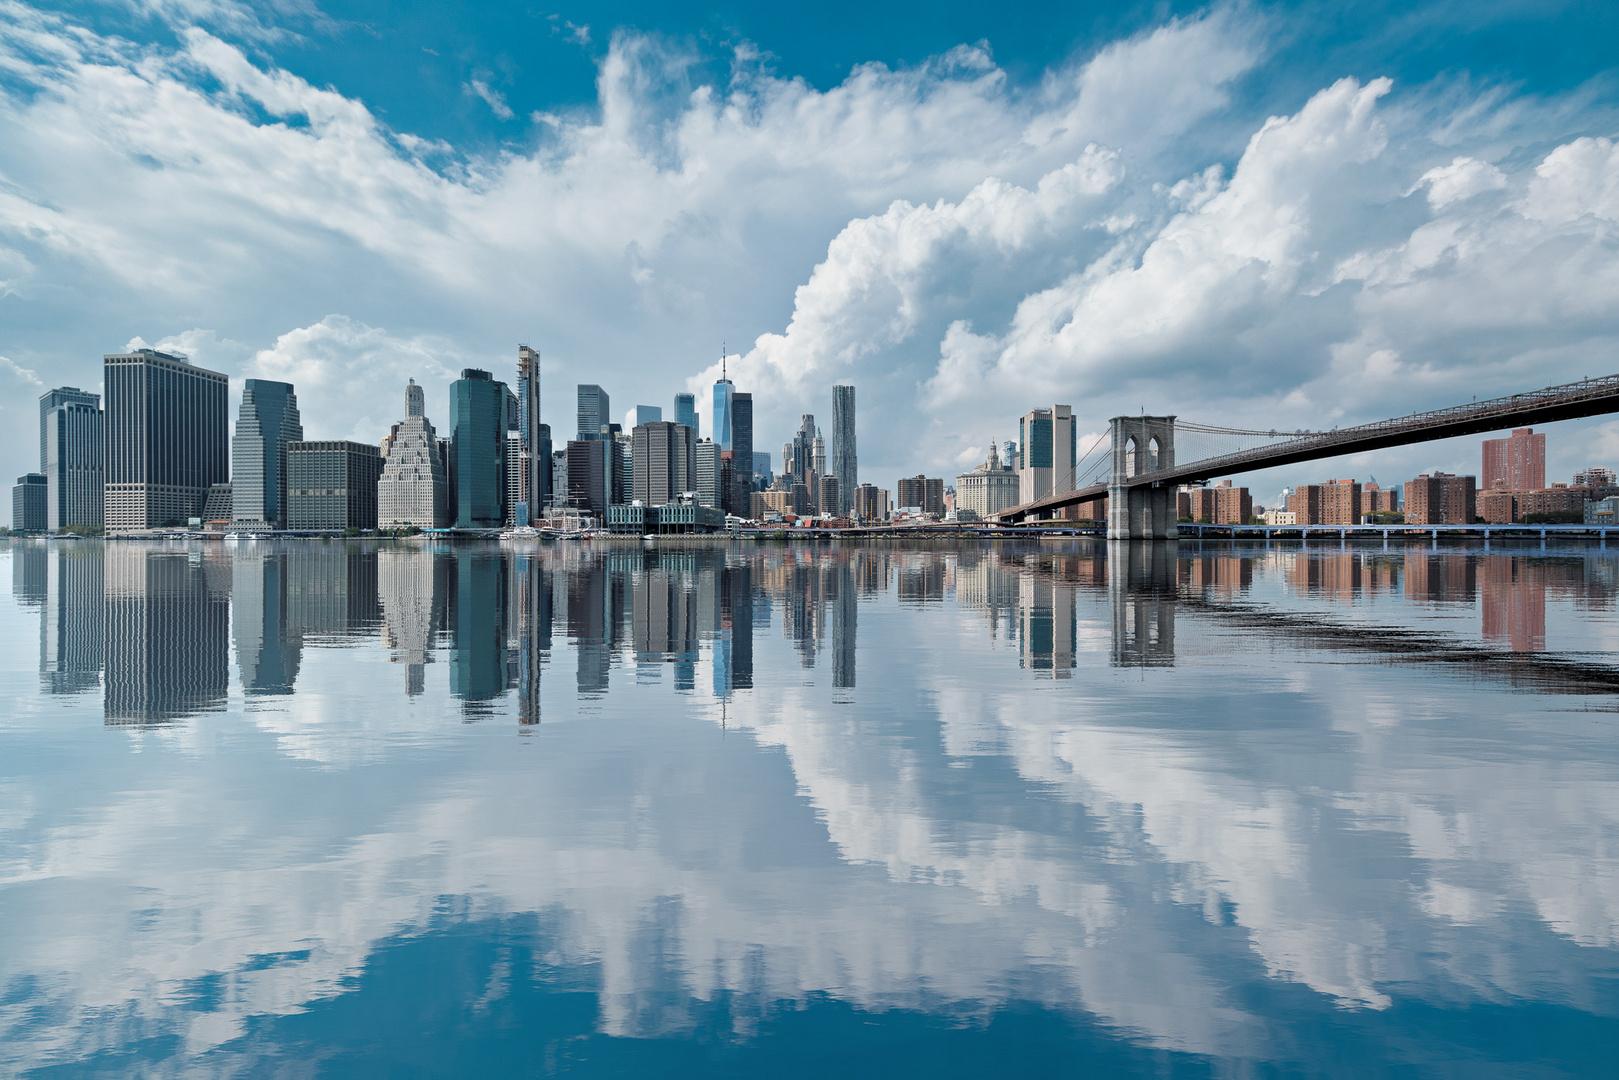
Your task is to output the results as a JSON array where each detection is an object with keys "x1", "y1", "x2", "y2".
[{"x1": 3, "y1": 538, "x2": 1618, "y2": 1076}]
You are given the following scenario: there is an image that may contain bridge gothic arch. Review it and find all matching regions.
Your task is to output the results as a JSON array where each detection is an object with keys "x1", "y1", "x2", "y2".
[{"x1": 1109, "y1": 415, "x2": 1178, "y2": 541}]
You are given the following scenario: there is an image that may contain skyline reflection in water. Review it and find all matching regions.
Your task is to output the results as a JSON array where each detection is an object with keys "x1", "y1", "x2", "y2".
[{"x1": 2, "y1": 538, "x2": 1617, "y2": 1076}]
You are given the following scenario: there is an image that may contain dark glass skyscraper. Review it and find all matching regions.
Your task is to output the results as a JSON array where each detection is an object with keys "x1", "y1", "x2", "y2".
[
  {"x1": 730, "y1": 391, "x2": 753, "y2": 515},
  {"x1": 104, "y1": 350, "x2": 229, "y2": 532},
  {"x1": 517, "y1": 346, "x2": 545, "y2": 517},
  {"x1": 232, "y1": 379, "x2": 303, "y2": 530},
  {"x1": 39, "y1": 387, "x2": 102, "y2": 531},
  {"x1": 577, "y1": 384, "x2": 610, "y2": 442},
  {"x1": 451, "y1": 369, "x2": 509, "y2": 528},
  {"x1": 832, "y1": 384, "x2": 856, "y2": 517}
]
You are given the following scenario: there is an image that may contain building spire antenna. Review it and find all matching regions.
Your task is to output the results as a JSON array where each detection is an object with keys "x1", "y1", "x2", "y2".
[{"x1": 721, "y1": 342, "x2": 727, "y2": 380}]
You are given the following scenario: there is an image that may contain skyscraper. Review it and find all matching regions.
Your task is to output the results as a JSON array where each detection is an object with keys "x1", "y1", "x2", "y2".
[
  {"x1": 1017, "y1": 405, "x2": 1077, "y2": 505},
  {"x1": 632, "y1": 420, "x2": 694, "y2": 506},
  {"x1": 452, "y1": 369, "x2": 509, "y2": 528},
  {"x1": 712, "y1": 373, "x2": 734, "y2": 451},
  {"x1": 103, "y1": 349, "x2": 229, "y2": 532},
  {"x1": 232, "y1": 379, "x2": 303, "y2": 530},
  {"x1": 625, "y1": 405, "x2": 662, "y2": 429},
  {"x1": 831, "y1": 384, "x2": 856, "y2": 517},
  {"x1": 39, "y1": 387, "x2": 102, "y2": 531},
  {"x1": 378, "y1": 379, "x2": 448, "y2": 529},
  {"x1": 287, "y1": 441, "x2": 384, "y2": 529},
  {"x1": 729, "y1": 392, "x2": 753, "y2": 515},
  {"x1": 695, "y1": 439, "x2": 721, "y2": 507},
  {"x1": 517, "y1": 345, "x2": 544, "y2": 519},
  {"x1": 674, "y1": 392, "x2": 698, "y2": 439},
  {"x1": 12, "y1": 474, "x2": 46, "y2": 532},
  {"x1": 792, "y1": 414, "x2": 816, "y2": 484},
  {"x1": 577, "y1": 384, "x2": 611, "y2": 442},
  {"x1": 1482, "y1": 427, "x2": 1546, "y2": 491}
]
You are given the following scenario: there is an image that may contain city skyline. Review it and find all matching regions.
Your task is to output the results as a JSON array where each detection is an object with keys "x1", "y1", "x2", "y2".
[{"x1": 5, "y1": 4, "x2": 1619, "y2": 502}]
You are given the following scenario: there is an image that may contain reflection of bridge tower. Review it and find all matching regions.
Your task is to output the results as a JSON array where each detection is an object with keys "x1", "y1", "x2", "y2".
[
  {"x1": 1109, "y1": 542, "x2": 1177, "y2": 667},
  {"x1": 1108, "y1": 415, "x2": 1178, "y2": 540}
]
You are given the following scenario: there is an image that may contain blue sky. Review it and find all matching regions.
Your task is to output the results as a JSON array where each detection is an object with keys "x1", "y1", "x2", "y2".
[{"x1": 3, "y1": 0, "x2": 1619, "y2": 509}]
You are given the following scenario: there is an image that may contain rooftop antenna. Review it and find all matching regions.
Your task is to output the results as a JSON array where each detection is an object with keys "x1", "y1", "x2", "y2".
[{"x1": 721, "y1": 342, "x2": 727, "y2": 380}]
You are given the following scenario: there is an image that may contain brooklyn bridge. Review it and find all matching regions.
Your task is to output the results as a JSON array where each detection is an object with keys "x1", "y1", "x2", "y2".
[{"x1": 994, "y1": 372, "x2": 1619, "y2": 538}]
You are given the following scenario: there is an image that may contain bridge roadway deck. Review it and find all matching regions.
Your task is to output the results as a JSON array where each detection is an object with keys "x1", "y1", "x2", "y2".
[{"x1": 998, "y1": 371, "x2": 1619, "y2": 523}]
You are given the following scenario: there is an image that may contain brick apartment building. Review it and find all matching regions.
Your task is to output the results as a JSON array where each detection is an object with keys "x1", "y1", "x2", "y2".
[{"x1": 1405, "y1": 472, "x2": 1476, "y2": 525}]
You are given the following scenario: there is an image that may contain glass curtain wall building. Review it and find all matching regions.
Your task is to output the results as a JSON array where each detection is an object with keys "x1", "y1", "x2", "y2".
[
  {"x1": 576, "y1": 385, "x2": 610, "y2": 443},
  {"x1": 452, "y1": 370, "x2": 509, "y2": 529},
  {"x1": 832, "y1": 384, "x2": 856, "y2": 517},
  {"x1": 231, "y1": 379, "x2": 303, "y2": 530},
  {"x1": 39, "y1": 387, "x2": 103, "y2": 530},
  {"x1": 674, "y1": 393, "x2": 697, "y2": 439},
  {"x1": 730, "y1": 392, "x2": 753, "y2": 515},
  {"x1": 103, "y1": 350, "x2": 229, "y2": 532}
]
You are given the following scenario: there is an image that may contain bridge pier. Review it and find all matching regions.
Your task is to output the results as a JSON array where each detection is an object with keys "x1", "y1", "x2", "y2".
[{"x1": 1107, "y1": 415, "x2": 1179, "y2": 541}]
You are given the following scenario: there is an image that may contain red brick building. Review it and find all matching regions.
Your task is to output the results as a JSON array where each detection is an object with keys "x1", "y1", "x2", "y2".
[
  {"x1": 1405, "y1": 473, "x2": 1476, "y2": 525},
  {"x1": 1482, "y1": 428, "x2": 1545, "y2": 492}
]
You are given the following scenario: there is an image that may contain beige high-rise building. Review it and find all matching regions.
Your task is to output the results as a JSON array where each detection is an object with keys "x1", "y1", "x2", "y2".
[
  {"x1": 1017, "y1": 405, "x2": 1076, "y2": 505},
  {"x1": 378, "y1": 380, "x2": 448, "y2": 529}
]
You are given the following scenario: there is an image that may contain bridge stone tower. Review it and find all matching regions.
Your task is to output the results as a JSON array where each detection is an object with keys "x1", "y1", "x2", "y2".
[{"x1": 1107, "y1": 415, "x2": 1178, "y2": 541}]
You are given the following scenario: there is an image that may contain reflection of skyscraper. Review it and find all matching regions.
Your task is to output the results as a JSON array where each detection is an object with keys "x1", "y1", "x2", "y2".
[
  {"x1": 12, "y1": 540, "x2": 46, "y2": 606},
  {"x1": 42, "y1": 545, "x2": 104, "y2": 695},
  {"x1": 104, "y1": 546, "x2": 230, "y2": 723},
  {"x1": 286, "y1": 546, "x2": 381, "y2": 639},
  {"x1": 450, "y1": 550, "x2": 510, "y2": 709},
  {"x1": 633, "y1": 556, "x2": 698, "y2": 672},
  {"x1": 832, "y1": 557, "x2": 856, "y2": 689},
  {"x1": 1018, "y1": 574, "x2": 1076, "y2": 676},
  {"x1": 832, "y1": 384, "x2": 856, "y2": 517},
  {"x1": 232, "y1": 548, "x2": 301, "y2": 695},
  {"x1": 722, "y1": 563, "x2": 753, "y2": 693},
  {"x1": 514, "y1": 553, "x2": 552, "y2": 725},
  {"x1": 569, "y1": 556, "x2": 611, "y2": 696},
  {"x1": 378, "y1": 547, "x2": 448, "y2": 696}
]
